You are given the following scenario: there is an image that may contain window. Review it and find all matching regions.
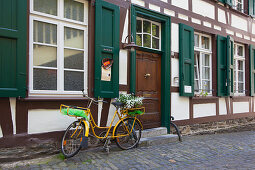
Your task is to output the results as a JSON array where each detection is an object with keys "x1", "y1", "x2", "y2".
[
  {"x1": 30, "y1": 0, "x2": 88, "y2": 95},
  {"x1": 136, "y1": 17, "x2": 161, "y2": 50},
  {"x1": 233, "y1": 0, "x2": 244, "y2": 12},
  {"x1": 194, "y1": 33, "x2": 212, "y2": 95},
  {"x1": 234, "y1": 43, "x2": 245, "y2": 95}
]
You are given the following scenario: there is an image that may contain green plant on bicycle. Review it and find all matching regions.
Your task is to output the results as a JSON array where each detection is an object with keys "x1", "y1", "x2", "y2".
[{"x1": 60, "y1": 91, "x2": 144, "y2": 158}]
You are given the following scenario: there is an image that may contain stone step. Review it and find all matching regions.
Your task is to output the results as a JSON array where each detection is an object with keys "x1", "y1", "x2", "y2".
[
  {"x1": 139, "y1": 134, "x2": 179, "y2": 147},
  {"x1": 141, "y1": 127, "x2": 168, "y2": 138}
]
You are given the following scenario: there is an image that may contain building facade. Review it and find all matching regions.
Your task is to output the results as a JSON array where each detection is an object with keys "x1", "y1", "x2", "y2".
[{"x1": 1, "y1": 0, "x2": 255, "y2": 147}]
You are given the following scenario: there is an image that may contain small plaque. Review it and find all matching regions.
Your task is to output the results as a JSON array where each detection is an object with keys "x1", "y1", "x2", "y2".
[
  {"x1": 101, "y1": 67, "x2": 111, "y2": 81},
  {"x1": 184, "y1": 85, "x2": 192, "y2": 93}
]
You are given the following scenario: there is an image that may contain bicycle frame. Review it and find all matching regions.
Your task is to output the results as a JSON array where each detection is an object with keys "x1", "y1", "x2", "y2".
[{"x1": 78, "y1": 108, "x2": 142, "y2": 139}]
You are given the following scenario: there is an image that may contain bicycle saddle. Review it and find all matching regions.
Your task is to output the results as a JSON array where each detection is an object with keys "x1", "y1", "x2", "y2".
[{"x1": 111, "y1": 102, "x2": 125, "y2": 107}]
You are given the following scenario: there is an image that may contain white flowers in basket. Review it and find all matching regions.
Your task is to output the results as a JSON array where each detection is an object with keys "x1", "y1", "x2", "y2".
[{"x1": 116, "y1": 94, "x2": 143, "y2": 109}]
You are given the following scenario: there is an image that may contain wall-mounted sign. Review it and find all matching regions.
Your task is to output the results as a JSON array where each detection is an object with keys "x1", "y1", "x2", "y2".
[
  {"x1": 101, "y1": 66, "x2": 111, "y2": 81},
  {"x1": 184, "y1": 85, "x2": 192, "y2": 93}
]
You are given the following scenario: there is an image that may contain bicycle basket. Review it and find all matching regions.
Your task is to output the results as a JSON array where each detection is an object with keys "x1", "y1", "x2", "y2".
[
  {"x1": 123, "y1": 107, "x2": 145, "y2": 116},
  {"x1": 60, "y1": 104, "x2": 89, "y2": 120}
]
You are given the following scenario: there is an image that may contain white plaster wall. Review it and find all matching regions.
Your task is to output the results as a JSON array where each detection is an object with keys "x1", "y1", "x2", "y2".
[
  {"x1": 192, "y1": 0, "x2": 215, "y2": 19},
  {"x1": 219, "y1": 98, "x2": 227, "y2": 115},
  {"x1": 149, "y1": 3, "x2": 160, "y2": 12},
  {"x1": 254, "y1": 98, "x2": 255, "y2": 112},
  {"x1": 0, "y1": 126, "x2": 3, "y2": 138},
  {"x1": 164, "y1": 9, "x2": 175, "y2": 17},
  {"x1": 233, "y1": 102, "x2": 249, "y2": 114},
  {"x1": 131, "y1": 0, "x2": 145, "y2": 6},
  {"x1": 171, "y1": 93, "x2": 189, "y2": 120},
  {"x1": 98, "y1": 101, "x2": 103, "y2": 126},
  {"x1": 231, "y1": 14, "x2": 247, "y2": 31},
  {"x1": 178, "y1": 14, "x2": 189, "y2": 21},
  {"x1": 218, "y1": 8, "x2": 226, "y2": 24},
  {"x1": 119, "y1": 10, "x2": 128, "y2": 85},
  {"x1": 106, "y1": 99, "x2": 120, "y2": 126},
  {"x1": 172, "y1": 0, "x2": 189, "y2": 10},
  {"x1": 121, "y1": 11, "x2": 129, "y2": 43},
  {"x1": 9, "y1": 98, "x2": 16, "y2": 134},
  {"x1": 171, "y1": 23, "x2": 179, "y2": 53},
  {"x1": 28, "y1": 109, "x2": 76, "y2": 134},
  {"x1": 193, "y1": 103, "x2": 216, "y2": 118},
  {"x1": 171, "y1": 58, "x2": 179, "y2": 87},
  {"x1": 192, "y1": 18, "x2": 201, "y2": 25},
  {"x1": 252, "y1": 23, "x2": 255, "y2": 34},
  {"x1": 119, "y1": 50, "x2": 128, "y2": 85}
]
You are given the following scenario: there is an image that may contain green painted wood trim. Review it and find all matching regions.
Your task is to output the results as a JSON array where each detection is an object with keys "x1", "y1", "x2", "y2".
[
  {"x1": 131, "y1": 5, "x2": 171, "y2": 132},
  {"x1": 94, "y1": 0, "x2": 120, "y2": 98},
  {"x1": 217, "y1": 35, "x2": 229, "y2": 96},
  {"x1": 0, "y1": 0, "x2": 27, "y2": 97},
  {"x1": 249, "y1": 0, "x2": 255, "y2": 16},
  {"x1": 226, "y1": 0, "x2": 232, "y2": 6},
  {"x1": 179, "y1": 23, "x2": 194, "y2": 97},
  {"x1": 250, "y1": 45, "x2": 255, "y2": 96},
  {"x1": 227, "y1": 36, "x2": 234, "y2": 96}
]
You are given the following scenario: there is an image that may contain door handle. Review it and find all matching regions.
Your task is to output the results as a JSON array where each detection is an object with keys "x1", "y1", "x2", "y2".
[{"x1": 144, "y1": 73, "x2": 151, "y2": 79}]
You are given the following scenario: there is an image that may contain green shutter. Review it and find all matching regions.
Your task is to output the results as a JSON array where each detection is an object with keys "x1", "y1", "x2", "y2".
[
  {"x1": 250, "y1": 45, "x2": 255, "y2": 96},
  {"x1": 249, "y1": 0, "x2": 255, "y2": 16},
  {"x1": 227, "y1": 36, "x2": 234, "y2": 96},
  {"x1": 218, "y1": 0, "x2": 225, "y2": 3},
  {"x1": 94, "y1": 0, "x2": 120, "y2": 98},
  {"x1": 179, "y1": 23, "x2": 194, "y2": 97},
  {"x1": 226, "y1": 0, "x2": 232, "y2": 6},
  {"x1": 0, "y1": 0, "x2": 27, "y2": 97},
  {"x1": 217, "y1": 35, "x2": 228, "y2": 96}
]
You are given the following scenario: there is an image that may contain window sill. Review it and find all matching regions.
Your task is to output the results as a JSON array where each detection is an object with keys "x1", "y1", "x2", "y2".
[
  {"x1": 192, "y1": 96, "x2": 218, "y2": 99},
  {"x1": 19, "y1": 96, "x2": 89, "y2": 101}
]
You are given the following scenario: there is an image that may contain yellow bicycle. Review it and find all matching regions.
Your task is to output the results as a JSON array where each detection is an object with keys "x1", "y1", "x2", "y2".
[{"x1": 60, "y1": 93, "x2": 144, "y2": 158}]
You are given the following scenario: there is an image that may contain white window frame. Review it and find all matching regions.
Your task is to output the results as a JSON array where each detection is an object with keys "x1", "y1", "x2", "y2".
[
  {"x1": 233, "y1": 0, "x2": 244, "y2": 13},
  {"x1": 194, "y1": 32, "x2": 212, "y2": 96},
  {"x1": 29, "y1": 0, "x2": 88, "y2": 96},
  {"x1": 234, "y1": 43, "x2": 245, "y2": 96},
  {"x1": 136, "y1": 17, "x2": 161, "y2": 51}
]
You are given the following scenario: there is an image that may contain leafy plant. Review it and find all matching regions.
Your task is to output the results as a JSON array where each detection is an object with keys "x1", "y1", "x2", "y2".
[{"x1": 116, "y1": 94, "x2": 143, "y2": 109}]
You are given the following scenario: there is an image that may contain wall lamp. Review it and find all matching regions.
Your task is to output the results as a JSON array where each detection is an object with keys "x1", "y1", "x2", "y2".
[{"x1": 122, "y1": 34, "x2": 139, "y2": 52}]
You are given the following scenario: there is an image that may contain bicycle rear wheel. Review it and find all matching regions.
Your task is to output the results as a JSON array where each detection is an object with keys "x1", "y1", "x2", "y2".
[
  {"x1": 61, "y1": 120, "x2": 85, "y2": 158},
  {"x1": 114, "y1": 118, "x2": 142, "y2": 150}
]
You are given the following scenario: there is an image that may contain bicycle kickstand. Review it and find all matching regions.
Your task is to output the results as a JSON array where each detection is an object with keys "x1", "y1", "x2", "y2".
[{"x1": 103, "y1": 138, "x2": 111, "y2": 154}]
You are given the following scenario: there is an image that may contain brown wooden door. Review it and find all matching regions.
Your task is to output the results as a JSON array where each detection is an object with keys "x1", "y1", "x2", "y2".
[{"x1": 136, "y1": 50, "x2": 161, "y2": 129}]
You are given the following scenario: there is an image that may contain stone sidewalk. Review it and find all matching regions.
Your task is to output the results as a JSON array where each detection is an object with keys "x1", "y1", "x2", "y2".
[{"x1": 1, "y1": 130, "x2": 255, "y2": 169}]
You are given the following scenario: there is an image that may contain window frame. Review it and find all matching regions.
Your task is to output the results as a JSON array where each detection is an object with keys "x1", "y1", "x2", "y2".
[
  {"x1": 233, "y1": 43, "x2": 246, "y2": 96},
  {"x1": 194, "y1": 32, "x2": 212, "y2": 96},
  {"x1": 29, "y1": 0, "x2": 88, "y2": 96},
  {"x1": 233, "y1": 0, "x2": 244, "y2": 13},
  {"x1": 136, "y1": 17, "x2": 161, "y2": 51}
]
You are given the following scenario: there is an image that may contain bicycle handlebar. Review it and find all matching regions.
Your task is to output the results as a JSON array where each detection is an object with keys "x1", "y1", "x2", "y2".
[{"x1": 81, "y1": 89, "x2": 108, "y2": 104}]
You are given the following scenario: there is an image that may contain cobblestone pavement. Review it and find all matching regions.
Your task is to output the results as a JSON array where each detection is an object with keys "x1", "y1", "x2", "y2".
[{"x1": 1, "y1": 130, "x2": 255, "y2": 170}]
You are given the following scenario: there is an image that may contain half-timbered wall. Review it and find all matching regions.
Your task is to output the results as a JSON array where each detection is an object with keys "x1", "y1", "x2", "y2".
[{"x1": 1, "y1": 0, "x2": 255, "y2": 147}]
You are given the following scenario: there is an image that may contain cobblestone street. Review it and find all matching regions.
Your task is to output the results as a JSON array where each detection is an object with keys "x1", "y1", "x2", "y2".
[{"x1": 1, "y1": 130, "x2": 255, "y2": 170}]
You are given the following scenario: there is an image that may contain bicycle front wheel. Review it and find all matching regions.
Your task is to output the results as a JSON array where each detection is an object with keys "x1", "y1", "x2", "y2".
[
  {"x1": 61, "y1": 120, "x2": 85, "y2": 158},
  {"x1": 114, "y1": 118, "x2": 142, "y2": 150}
]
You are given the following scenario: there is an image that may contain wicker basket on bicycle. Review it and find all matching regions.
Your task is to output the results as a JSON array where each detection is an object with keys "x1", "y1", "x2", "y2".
[
  {"x1": 122, "y1": 107, "x2": 145, "y2": 116},
  {"x1": 60, "y1": 104, "x2": 89, "y2": 120}
]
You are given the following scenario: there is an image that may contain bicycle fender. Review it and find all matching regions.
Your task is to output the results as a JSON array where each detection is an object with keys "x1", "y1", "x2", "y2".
[
  {"x1": 80, "y1": 136, "x2": 88, "y2": 149},
  {"x1": 82, "y1": 120, "x2": 89, "y2": 137},
  {"x1": 81, "y1": 120, "x2": 89, "y2": 149}
]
